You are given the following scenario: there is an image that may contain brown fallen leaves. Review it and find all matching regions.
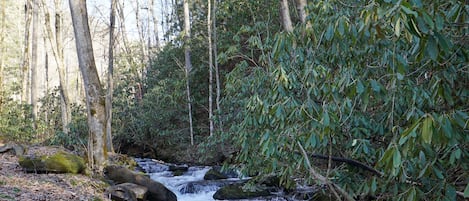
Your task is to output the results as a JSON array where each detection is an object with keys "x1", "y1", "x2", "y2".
[{"x1": 0, "y1": 146, "x2": 111, "y2": 201}]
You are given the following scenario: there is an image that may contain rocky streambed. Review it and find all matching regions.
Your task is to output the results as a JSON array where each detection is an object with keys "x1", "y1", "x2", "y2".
[{"x1": 135, "y1": 158, "x2": 318, "y2": 201}]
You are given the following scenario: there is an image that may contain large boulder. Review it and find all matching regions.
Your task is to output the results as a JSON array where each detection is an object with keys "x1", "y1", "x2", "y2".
[
  {"x1": 105, "y1": 165, "x2": 177, "y2": 201},
  {"x1": 18, "y1": 151, "x2": 85, "y2": 174},
  {"x1": 106, "y1": 183, "x2": 148, "y2": 201},
  {"x1": 213, "y1": 183, "x2": 270, "y2": 200}
]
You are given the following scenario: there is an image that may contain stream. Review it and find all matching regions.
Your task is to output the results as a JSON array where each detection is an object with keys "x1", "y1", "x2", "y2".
[{"x1": 135, "y1": 158, "x2": 295, "y2": 201}]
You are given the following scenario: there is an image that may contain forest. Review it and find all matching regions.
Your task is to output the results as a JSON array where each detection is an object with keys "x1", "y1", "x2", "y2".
[{"x1": 0, "y1": 0, "x2": 468, "y2": 200}]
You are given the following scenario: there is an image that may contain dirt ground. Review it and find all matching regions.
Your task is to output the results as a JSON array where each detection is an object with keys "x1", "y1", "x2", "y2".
[{"x1": 0, "y1": 146, "x2": 111, "y2": 201}]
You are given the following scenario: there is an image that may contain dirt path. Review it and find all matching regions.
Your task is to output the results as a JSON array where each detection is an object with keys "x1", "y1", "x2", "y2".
[{"x1": 0, "y1": 146, "x2": 111, "y2": 201}]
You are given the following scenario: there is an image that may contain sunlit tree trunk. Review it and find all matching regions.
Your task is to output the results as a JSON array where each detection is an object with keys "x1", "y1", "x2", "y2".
[
  {"x1": 208, "y1": 0, "x2": 214, "y2": 137},
  {"x1": 69, "y1": 0, "x2": 108, "y2": 172},
  {"x1": 21, "y1": 0, "x2": 32, "y2": 104},
  {"x1": 31, "y1": 0, "x2": 39, "y2": 129},
  {"x1": 41, "y1": 0, "x2": 72, "y2": 134},
  {"x1": 106, "y1": 0, "x2": 116, "y2": 153},
  {"x1": 183, "y1": 0, "x2": 194, "y2": 145},
  {"x1": 279, "y1": 0, "x2": 293, "y2": 32}
]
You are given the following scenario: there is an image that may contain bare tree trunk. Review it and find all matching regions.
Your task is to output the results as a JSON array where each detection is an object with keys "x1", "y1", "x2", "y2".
[
  {"x1": 106, "y1": 0, "x2": 116, "y2": 153},
  {"x1": 213, "y1": 0, "x2": 223, "y2": 132},
  {"x1": 149, "y1": 0, "x2": 160, "y2": 50},
  {"x1": 41, "y1": 0, "x2": 72, "y2": 134},
  {"x1": 208, "y1": 0, "x2": 214, "y2": 137},
  {"x1": 31, "y1": 0, "x2": 39, "y2": 129},
  {"x1": 295, "y1": 0, "x2": 310, "y2": 28},
  {"x1": 69, "y1": 0, "x2": 108, "y2": 172},
  {"x1": 0, "y1": 0, "x2": 5, "y2": 109},
  {"x1": 21, "y1": 0, "x2": 32, "y2": 104},
  {"x1": 183, "y1": 0, "x2": 194, "y2": 145},
  {"x1": 279, "y1": 0, "x2": 293, "y2": 32}
]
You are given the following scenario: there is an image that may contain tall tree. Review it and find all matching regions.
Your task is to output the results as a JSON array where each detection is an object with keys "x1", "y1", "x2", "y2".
[
  {"x1": 41, "y1": 0, "x2": 72, "y2": 134},
  {"x1": 69, "y1": 0, "x2": 108, "y2": 172},
  {"x1": 0, "y1": 0, "x2": 5, "y2": 108},
  {"x1": 208, "y1": 0, "x2": 214, "y2": 136},
  {"x1": 149, "y1": 0, "x2": 160, "y2": 50},
  {"x1": 183, "y1": 0, "x2": 194, "y2": 145},
  {"x1": 31, "y1": 0, "x2": 39, "y2": 128},
  {"x1": 213, "y1": 0, "x2": 222, "y2": 132},
  {"x1": 279, "y1": 0, "x2": 293, "y2": 32},
  {"x1": 106, "y1": 0, "x2": 116, "y2": 153},
  {"x1": 21, "y1": 1, "x2": 33, "y2": 104}
]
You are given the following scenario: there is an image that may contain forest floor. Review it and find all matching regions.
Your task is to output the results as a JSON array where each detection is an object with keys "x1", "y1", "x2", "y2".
[{"x1": 0, "y1": 145, "x2": 110, "y2": 201}]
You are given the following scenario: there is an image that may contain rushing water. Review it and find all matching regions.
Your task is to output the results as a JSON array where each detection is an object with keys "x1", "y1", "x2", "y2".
[{"x1": 135, "y1": 158, "x2": 298, "y2": 201}]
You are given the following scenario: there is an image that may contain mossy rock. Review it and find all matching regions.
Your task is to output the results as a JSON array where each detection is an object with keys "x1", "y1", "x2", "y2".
[
  {"x1": 204, "y1": 168, "x2": 228, "y2": 180},
  {"x1": 213, "y1": 183, "x2": 270, "y2": 200},
  {"x1": 19, "y1": 151, "x2": 86, "y2": 174}
]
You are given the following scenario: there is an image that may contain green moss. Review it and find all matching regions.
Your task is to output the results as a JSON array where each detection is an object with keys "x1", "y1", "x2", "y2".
[
  {"x1": 19, "y1": 152, "x2": 85, "y2": 174},
  {"x1": 44, "y1": 151, "x2": 86, "y2": 174}
]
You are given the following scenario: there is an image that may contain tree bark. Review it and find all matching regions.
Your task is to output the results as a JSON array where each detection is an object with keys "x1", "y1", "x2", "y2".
[
  {"x1": 106, "y1": 0, "x2": 116, "y2": 153},
  {"x1": 0, "y1": 0, "x2": 6, "y2": 108},
  {"x1": 213, "y1": 0, "x2": 223, "y2": 132},
  {"x1": 295, "y1": 0, "x2": 310, "y2": 28},
  {"x1": 279, "y1": 0, "x2": 293, "y2": 32},
  {"x1": 183, "y1": 0, "x2": 194, "y2": 145},
  {"x1": 21, "y1": 0, "x2": 32, "y2": 104},
  {"x1": 31, "y1": 0, "x2": 39, "y2": 129},
  {"x1": 208, "y1": 0, "x2": 214, "y2": 137},
  {"x1": 149, "y1": 0, "x2": 160, "y2": 50},
  {"x1": 69, "y1": 0, "x2": 108, "y2": 172},
  {"x1": 41, "y1": 0, "x2": 72, "y2": 135}
]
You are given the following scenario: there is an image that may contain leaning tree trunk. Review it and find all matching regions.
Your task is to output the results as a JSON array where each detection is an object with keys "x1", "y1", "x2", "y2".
[
  {"x1": 41, "y1": 0, "x2": 72, "y2": 135},
  {"x1": 183, "y1": 0, "x2": 194, "y2": 145},
  {"x1": 69, "y1": 0, "x2": 108, "y2": 172},
  {"x1": 279, "y1": 0, "x2": 293, "y2": 32}
]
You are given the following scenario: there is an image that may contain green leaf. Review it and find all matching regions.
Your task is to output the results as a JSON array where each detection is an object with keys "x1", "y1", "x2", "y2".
[
  {"x1": 356, "y1": 80, "x2": 365, "y2": 94},
  {"x1": 433, "y1": 167, "x2": 444, "y2": 179},
  {"x1": 337, "y1": 18, "x2": 345, "y2": 36},
  {"x1": 400, "y1": 5, "x2": 418, "y2": 17},
  {"x1": 426, "y1": 36, "x2": 439, "y2": 61},
  {"x1": 370, "y1": 79, "x2": 381, "y2": 92},
  {"x1": 464, "y1": 183, "x2": 469, "y2": 198},
  {"x1": 421, "y1": 115, "x2": 433, "y2": 144},
  {"x1": 322, "y1": 110, "x2": 330, "y2": 127},
  {"x1": 325, "y1": 24, "x2": 334, "y2": 41},
  {"x1": 406, "y1": 187, "x2": 416, "y2": 201},
  {"x1": 395, "y1": 18, "x2": 401, "y2": 37},
  {"x1": 393, "y1": 148, "x2": 401, "y2": 168},
  {"x1": 421, "y1": 11, "x2": 434, "y2": 30}
]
